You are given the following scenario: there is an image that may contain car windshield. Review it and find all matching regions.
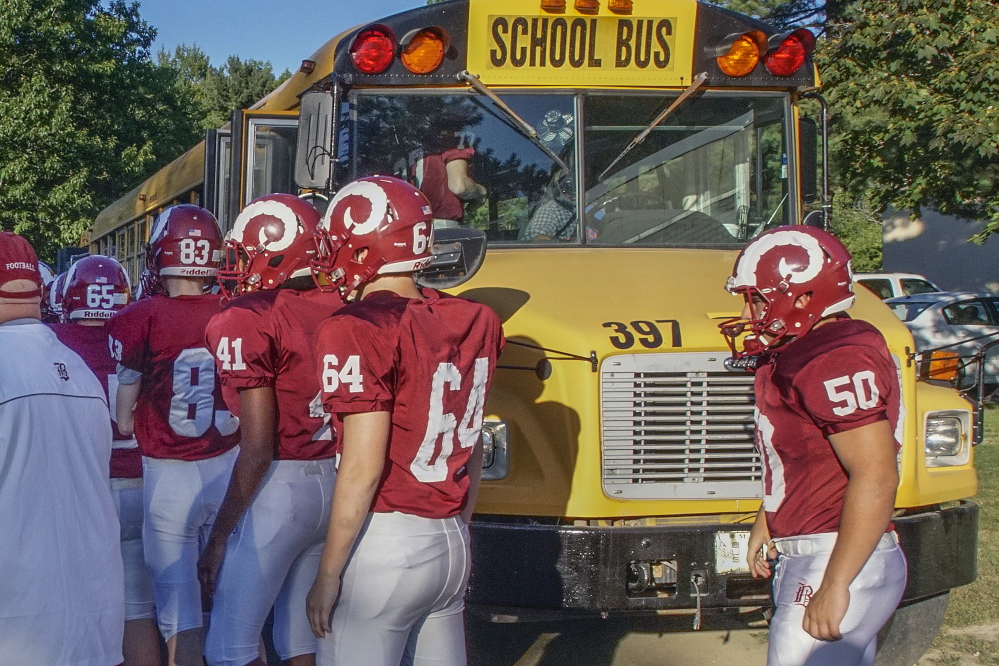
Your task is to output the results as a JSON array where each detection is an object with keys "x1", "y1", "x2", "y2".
[
  {"x1": 346, "y1": 91, "x2": 791, "y2": 247},
  {"x1": 901, "y1": 278, "x2": 939, "y2": 296},
  {"x1": 888, "y1": 301, "x2": 935, "y2": 322}
]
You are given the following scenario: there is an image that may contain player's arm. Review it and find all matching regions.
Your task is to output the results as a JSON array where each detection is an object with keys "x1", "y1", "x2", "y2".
[
  {"x1": 198, "y1": 386, "x2": 277, "y2": 600},
  {"x1": 803, "y1": 418, "x2": 899, "y2": 641},
  {"x1": 445, "y1": 158, "x2": 486, "y2": 200},
  {"x1": 307, "y1": 410, "x2": 391, "y2": 638},
  {"x1": 461, "y1": 436, "x2": 484, "y2": 524},
  {"x1": 115, "y1": 365, "x2": 142, "y2": 437}
]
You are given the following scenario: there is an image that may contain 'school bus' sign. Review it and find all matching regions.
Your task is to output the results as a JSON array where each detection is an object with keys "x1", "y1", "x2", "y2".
[{"x1": 468, "y1": 8, "x2": 696, "y2": 86}]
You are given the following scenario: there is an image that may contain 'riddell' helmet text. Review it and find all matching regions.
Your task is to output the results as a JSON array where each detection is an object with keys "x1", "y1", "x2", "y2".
[{"x1": 720, "y1": 226, "x2": 855, "y2": 359}]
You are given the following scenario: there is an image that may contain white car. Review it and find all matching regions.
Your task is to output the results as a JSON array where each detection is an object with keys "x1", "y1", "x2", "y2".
[
  {"x1": 855, "y1": 272, "x2": 941, "y2": 300},
  {"x1": 885, "y1": 292, "x2": 999, "y2": 393}
]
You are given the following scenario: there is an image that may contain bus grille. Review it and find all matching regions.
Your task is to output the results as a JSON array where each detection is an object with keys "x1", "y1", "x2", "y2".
[{"x1": 601, "y1": 353, "x2": 762, "y2": 500}]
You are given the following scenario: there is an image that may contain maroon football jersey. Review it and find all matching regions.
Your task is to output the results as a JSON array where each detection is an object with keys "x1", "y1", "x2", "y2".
[
  {"x1": 317, "y1": 288, "x2": 504, "y2": 519},
  {"x1": 107, "y1": 294, "x2": 239, "y2": 461},
  {"x1": 754, "y1": 318, "x2": 902, "y2": 538},
  {"x1": 408, "y1": 148, "x2": 475, "y2": 221},
  {"x1": 50, "y1": 322, "x2": 142, "y2": 479},
  {"x1": 205, "y1": 288, "x2": 342, "y2": 460}
]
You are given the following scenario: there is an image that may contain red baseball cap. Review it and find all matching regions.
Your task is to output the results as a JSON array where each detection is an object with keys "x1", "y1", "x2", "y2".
[{"x1": 0, "y1": 231, "x2": 42, "y2": 299}]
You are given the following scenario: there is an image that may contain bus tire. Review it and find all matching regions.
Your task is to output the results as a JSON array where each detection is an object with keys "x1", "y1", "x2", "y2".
[{"x1": 875, "y1": 592, "x2": 949, "y2": 666}]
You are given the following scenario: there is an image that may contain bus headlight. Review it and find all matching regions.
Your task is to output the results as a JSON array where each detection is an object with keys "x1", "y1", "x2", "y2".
[
  {"x1": 925, "y1": 410, "x2": 971, "y2": 467},
  {"x1": 481, "y1": 421, "x2": 509, "y2": 480}
]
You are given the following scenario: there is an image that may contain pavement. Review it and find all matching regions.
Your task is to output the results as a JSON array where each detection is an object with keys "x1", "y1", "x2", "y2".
[{"x1": 466, "y1": 610, "x2": 771, "y2": 666}]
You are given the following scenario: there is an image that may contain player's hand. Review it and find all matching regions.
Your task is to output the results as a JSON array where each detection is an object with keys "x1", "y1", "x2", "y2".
[
  {"x1": 802, "y1": 583, "x2": 849, "y2": 641},
  {"x1": 307, "y1": 573, "x2": 341, "y2": 639},
  {"x1": 747, "y1": 514, "x2": 775, "y2": 579},
  {"x1": 197, "y1": 538, "x2": 227, "y2": 608}
]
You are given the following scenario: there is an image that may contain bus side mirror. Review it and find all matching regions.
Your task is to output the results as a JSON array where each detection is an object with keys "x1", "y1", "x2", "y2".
[
  {"x1": 799, "y1": 117, "x2": 818, "y2": 204},
  {"x1": 295, "y1": 91, "x2": 335, "y2": 190},
  {"x1": 417, "y1": 228, "x2": 488, "y2": 290}
]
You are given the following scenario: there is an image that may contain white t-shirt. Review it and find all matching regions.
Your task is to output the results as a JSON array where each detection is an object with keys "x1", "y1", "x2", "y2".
[{"x1": 0, "y1": 318, "x2": 124, "y2": 666}]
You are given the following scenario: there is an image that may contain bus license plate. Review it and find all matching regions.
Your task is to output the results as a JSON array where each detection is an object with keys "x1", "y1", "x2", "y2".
[{"x1": 715, "y1": 531, "x2": 751, "y2": 574}]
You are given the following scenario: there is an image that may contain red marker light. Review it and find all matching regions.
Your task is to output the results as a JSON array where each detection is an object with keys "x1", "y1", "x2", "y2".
[
  {"x1": 350, "y1": 26, "x2": 396, "y2": 75},
  {"x1": 765, "y1": 28, "x2": 815, "y2": 77}
]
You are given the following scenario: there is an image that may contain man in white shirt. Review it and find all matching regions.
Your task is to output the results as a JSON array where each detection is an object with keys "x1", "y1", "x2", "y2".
[{"x1": 0, "y1": 231, "x2": 125, "y2": 666}]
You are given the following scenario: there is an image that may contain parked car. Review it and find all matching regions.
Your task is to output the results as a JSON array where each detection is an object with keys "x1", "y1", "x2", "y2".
[
  {"x1": 855, "y1": 272, "x2": 941, "y2": 300},
  {"x1": 885, "y1": 291, "x2": 999, "y2": 393}
]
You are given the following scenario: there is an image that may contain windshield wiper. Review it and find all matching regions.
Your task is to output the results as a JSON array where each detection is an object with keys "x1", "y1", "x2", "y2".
[
  {"x1": 458, "y1": 71, "x2": 570, "y2": 176},
  {"x1": 597, "y1": 71, "x2": 708, "y2": 182}
]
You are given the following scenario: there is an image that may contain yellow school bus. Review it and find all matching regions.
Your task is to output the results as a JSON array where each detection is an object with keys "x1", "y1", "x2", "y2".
[{"x1": 92, "y1": 0, "x2": 977, "y2": 660}]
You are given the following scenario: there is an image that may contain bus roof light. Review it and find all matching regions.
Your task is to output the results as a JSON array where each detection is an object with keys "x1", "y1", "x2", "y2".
[
  {"x1": 350, "y1": 25, "x2": 396, "y2": 75},
  {"x1": 575, "y1": 0, "x2": 600, "y2": 12},
  {"x1": 401, "y1": 28, "x2": 449, "y2": 75},
  {"x1": 716, "y1": 31, "x2": 766, "y2": 77},
  {"x1": 540, "y1": 0, "x2": 566, "y2": 11},
  {"x1": 764, "y1": 29, "x2": 815, "y2": 77},
  {"x1": 608, "y1": 0, "x2": 633, "y2": 12}
]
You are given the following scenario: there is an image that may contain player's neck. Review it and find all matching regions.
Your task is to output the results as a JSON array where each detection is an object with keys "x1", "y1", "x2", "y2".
[
  {"x1": 0, "y1": 297, "x2": 41, "y2": 323},
  {"x1": 75, "y1": 319, "x2": 105, "y2": 327},
  {"x1": 163, "y1": 276, "x2": 209, "y2": 297},
  {"x1": 358, "y1": 274, "x2": 423, "y2": 301}
]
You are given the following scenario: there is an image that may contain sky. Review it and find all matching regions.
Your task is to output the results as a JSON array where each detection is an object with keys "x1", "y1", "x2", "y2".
[{"x1": 138, "y1": 0, "x2": 423, "y2": 74}]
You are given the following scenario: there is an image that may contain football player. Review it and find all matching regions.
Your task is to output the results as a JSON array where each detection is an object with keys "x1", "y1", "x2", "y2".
[
  {"x1": 107, "y1": 205, "x2": 240, "y2": 666},
  {"x1": 306, "y1": 176, "x2": 504, "y2": 666},
  {"x1": 720, "y1": 226, "x2": 907, "y2": 666},
  {"x1": 200, "y1": 194, "x2": 342, "y2": 666},
  {"x1": 50, "y1": 255, "x2": 160, "y2": 666},
  {"x1": 45, "y1": 270, "x2": 67, "y2": 323}
]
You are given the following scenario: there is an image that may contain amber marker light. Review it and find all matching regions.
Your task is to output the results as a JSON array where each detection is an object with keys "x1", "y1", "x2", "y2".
[
  {"x1": 575, "y1": 0, "x2": 600, "y2": 12},
  {"x1": 608, "y1": 0, "x2": 633, "y2": 12},
  {"x1": 765, "y1": 28, "x2": 815, "y2": 77},
  {"x1": 540, "y1": 0, "x2": 566, "y2": 11},
  {"x1": 717, "y1": 31, "x2": 766, "y2": 77},
  {"x1": 401, "y1": 28, "x2": 448, "y2": 74},
  {"x1": 350, "y1": 25, "x2": 396, "y2": 75}
]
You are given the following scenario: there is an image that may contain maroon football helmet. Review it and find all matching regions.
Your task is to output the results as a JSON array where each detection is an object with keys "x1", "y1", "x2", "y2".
[
  {"x1": 218, "y1": 194, "x2": 322, "y2": 297},
  {"x1": 312, "y1": 175, "x2": 434, "y2": 298},
  {"x1": 141, "y1": 205, "x2": 223, "y2": 295},
  {"x1": 62, "y1": 255, "x2": 131, "y2": 321},
  {"x1": 720, "y1": 226, "x2": 855, "y2": 358}
]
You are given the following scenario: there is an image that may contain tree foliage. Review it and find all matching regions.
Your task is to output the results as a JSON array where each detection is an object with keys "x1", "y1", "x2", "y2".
[
  {"x1": 820, "y1": 0, "x2": 999, "y2": 238},
  {"x1": 158, "y1": 46, "x2": 291, "y2": 131},
  {"x1": 0, "y1": 0, "x2": 199, "y2": 260}
]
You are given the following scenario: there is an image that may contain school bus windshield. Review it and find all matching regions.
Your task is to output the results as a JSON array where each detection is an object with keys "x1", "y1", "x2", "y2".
[{"x1": 348, "y1": 90, "x2": 790, "y2": 246}]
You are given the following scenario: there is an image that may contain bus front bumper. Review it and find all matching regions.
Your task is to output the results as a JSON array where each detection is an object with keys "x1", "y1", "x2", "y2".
[{"x1": 466, "y1": 501, "x2": 978, "y2": 612}]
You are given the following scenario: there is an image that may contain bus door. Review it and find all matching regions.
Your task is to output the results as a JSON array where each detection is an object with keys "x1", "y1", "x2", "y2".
[
  {"x1": 228, "y1": 110, "x2": 300, "y2": 226},
  {"x1": 203, "y1": 128, "x2": 231, "y2": 230}
]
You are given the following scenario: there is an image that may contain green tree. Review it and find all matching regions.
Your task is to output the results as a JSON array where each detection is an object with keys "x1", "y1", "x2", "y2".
[
  {"x1": 198, "y1": 56, "x2": 291, "y2": 130},
  {"x1": 159, "y1": 46, "x2": 291, "y2": 132},
  {"x1": 819, "y1": 0, "x2": 999, "y2": 238},
  {"x1": 0, "y1": 0, "x2": 198, "y2": 260}
]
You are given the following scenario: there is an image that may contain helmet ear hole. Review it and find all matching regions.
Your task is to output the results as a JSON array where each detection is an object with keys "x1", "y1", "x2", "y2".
[
  {"x1": 268, "y1": 254, "x2": 285, "y2": 269},
  {"x1": 353, "y1": 247, "x2": 369, "y2": 263}
]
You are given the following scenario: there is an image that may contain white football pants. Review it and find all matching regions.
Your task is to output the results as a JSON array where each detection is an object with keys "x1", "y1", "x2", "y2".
[
  {"x1": 205, "y1": 458, "x2": 335, "y2": 666},
  {"x1": 768, "y1": 531, "x2": 907, "y2": 666},
  {"x1": 142, "y1": 447, "x2": 238, "y2": 641},
  {"x1": 316, "y1": 511, "x2": 471, "y2": 666},
  {"x1": 110, "y1": 477, "x2": 155, "y2": 621}
]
